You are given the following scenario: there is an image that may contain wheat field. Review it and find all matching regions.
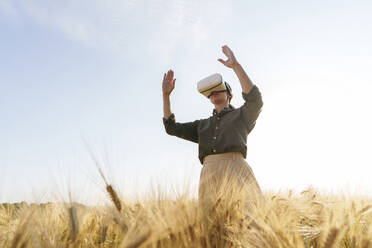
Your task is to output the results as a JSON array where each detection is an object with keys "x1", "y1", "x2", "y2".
[{"x1": 2, "y1": 179, "x2": 372, "y2": 248}]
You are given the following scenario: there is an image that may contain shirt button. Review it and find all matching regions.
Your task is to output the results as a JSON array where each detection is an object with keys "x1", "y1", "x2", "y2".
[
  {"x1": 213, "y1": 136, "x2": 216, "y2": 139},
  {"x1": 216, "y1": 126, "x2": 218, "y2": 129},
  {"x1": 213, "y1": 149, "x2": 216, "y2": 153}
]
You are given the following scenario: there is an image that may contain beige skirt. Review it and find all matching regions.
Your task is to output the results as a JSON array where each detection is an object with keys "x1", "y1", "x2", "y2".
[{"x1": 198, "y1": 152, "x2": 264, "y2": 218}]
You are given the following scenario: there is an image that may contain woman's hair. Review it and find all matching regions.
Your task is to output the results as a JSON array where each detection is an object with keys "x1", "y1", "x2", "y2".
[
  {"x1": 228, "y1": 93, "x2": 235, "y2": 109},
  {"x1": 225, "y1": 82, "x2": 234, "y2": 107}
]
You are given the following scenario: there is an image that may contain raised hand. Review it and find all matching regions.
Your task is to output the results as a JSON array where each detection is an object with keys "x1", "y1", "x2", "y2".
[
  {"x1": 162, "y1": 69, "x2": 176, "y2": 96},
  {"x1": 217, "y1": 45, "x2": 239, "y2": 69}
]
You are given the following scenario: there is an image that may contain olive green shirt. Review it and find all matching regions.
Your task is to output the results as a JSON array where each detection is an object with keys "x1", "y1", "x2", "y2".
[{"x1": 162, "y1": 84, "x2": 263, "y2": 165}]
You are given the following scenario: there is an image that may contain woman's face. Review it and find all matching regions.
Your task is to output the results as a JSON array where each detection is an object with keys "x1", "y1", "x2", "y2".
[{"x1": 209, "y1": 91, "x2": 230, "y2": 105}]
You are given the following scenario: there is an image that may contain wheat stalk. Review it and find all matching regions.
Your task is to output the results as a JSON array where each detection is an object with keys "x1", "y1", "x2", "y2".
[
  {"x1": 68, "y1": 205, "x2": 79, "y2": 242},
  {"x1": 11, "y1": 209, "x2": 34, "y2": 248},
  {"x1": 322, "y1": 227, "x2": 339, "y2": 248},
  {"x1": 125, "y1": 229, "x2": 152, "y2": 248},
  {"x1": 362, "y1": 239, "x2": 371, "y2": 248}
]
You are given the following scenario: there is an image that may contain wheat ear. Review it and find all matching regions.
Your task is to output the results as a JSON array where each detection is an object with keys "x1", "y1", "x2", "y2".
[{"x1": 106, "y1": 184, "x2": 122, "y2": 212}]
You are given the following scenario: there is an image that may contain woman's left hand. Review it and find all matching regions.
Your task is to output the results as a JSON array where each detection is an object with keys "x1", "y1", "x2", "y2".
[{"x1": 217, "y1": 45, "x2": 239, "y2": 69}]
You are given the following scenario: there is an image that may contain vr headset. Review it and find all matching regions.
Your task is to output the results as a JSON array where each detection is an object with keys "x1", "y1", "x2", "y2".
[{"x1": 197, "y1": 73, "x2": 232, "y2": 98}]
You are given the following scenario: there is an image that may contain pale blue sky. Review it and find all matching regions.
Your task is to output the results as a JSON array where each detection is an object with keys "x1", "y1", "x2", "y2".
[{"x1": 1, "y1": 0, "x2": 372, "y2": 203}]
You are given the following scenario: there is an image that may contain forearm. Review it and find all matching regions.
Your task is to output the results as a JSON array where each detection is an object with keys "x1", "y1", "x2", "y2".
[
  {"x1": 163, "y1": 95, "x2": 172, "y2": 119},
  {"x1": 232, "y1": 63, "x2": 254, "y2": 94}
]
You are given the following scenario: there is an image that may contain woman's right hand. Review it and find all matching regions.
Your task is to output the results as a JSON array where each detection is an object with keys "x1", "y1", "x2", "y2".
[{"x1": 162, "y1": 69, "x2": 176, "y2": 97}]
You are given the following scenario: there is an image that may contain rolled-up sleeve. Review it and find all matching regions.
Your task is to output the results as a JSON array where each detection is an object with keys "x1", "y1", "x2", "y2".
[
  {"x1": 240, "y1": 85, "x2": 263, "y2": 133},
  {"x1": 162, "y1": 113, "x2": 199, "y2": 143}
]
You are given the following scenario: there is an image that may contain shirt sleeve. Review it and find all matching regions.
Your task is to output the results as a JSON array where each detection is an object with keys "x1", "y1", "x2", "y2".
[
  {"x1": 162, "y1": 113, "x2": 199, "y2": 143},
  {"x1": 240, "y1": 85, "x2": 263, "y2": 133}
]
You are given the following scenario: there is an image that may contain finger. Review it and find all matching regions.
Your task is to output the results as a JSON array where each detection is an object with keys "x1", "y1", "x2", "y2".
[
  {"x1": 172, "y1": 78, "x2": 176, "y2": 87},
  {"x1": 223, "y1": 45, "x2": 232, "y2": 53},
  {"x1": 222, "y1": 45, "x2": 230, "y2": 50},
  {"x1": 223, "y1": 46, "x2": 231, "y2": 56},
  {"x1": 218, "y1": 58, "x2": 226, "y2": 65},
  {"x1": 222, "y1": 47, "x2": 229, "y2": 57},
  {"x1": 163, "y1": 73, "x2": 166, "y2": 81},
  {"x1": 167, "y1": 70, "x2": 172, "y2": 80},
  {"x1": 166, "y1": 71, "x2": 172, "y2": 80},
  {"x1": 226, "y1": 46, "x2": 234, "y2": 56}
]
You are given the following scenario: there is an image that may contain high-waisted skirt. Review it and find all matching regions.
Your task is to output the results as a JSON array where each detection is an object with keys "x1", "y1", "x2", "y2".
[{"x1": 198, "y1": 152, "x2": 264, "y2": 218}]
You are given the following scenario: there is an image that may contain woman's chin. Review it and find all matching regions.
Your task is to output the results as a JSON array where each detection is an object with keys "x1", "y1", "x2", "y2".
[{"x1": 212, "y1": 100, "x2": 226, "y2": 105}]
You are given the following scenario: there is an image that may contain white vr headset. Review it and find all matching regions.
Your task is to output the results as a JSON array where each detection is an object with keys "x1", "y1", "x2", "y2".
[{"x1": 197, "y1": 73, "x2": 232, "y2": 98}]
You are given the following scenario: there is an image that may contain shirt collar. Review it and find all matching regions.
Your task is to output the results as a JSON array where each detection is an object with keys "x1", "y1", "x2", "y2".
[{"x1": 212, "y1": 105, "x2": 233, "y2": 117}]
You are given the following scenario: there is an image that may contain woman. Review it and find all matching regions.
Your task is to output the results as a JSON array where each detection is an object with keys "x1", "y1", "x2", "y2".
[{"x1": 162, "y1": 45, "x2": 264, "y2": 220}]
